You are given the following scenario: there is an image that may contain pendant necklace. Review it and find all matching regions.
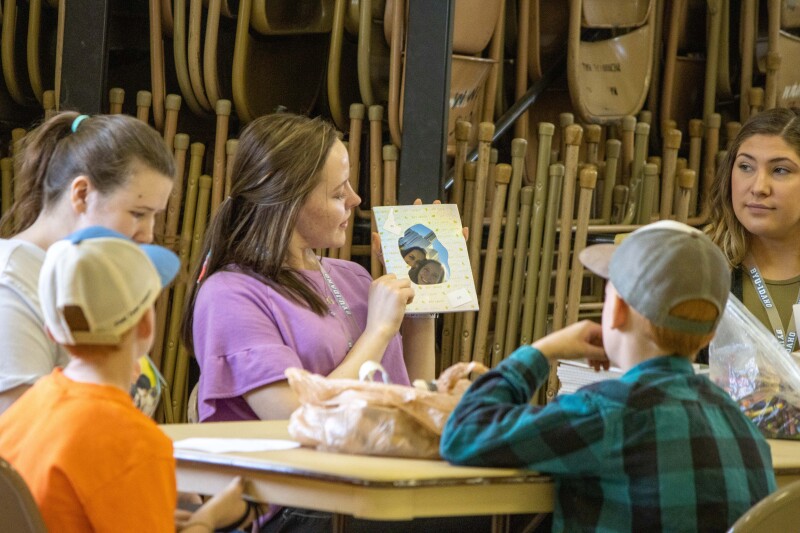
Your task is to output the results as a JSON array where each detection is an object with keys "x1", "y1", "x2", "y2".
[{"x1": 319, "y1": 258, "x2": 359, "y2": 352}]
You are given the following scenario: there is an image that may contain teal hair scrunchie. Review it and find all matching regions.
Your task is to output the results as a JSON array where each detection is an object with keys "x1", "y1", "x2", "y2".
[{"x1": 71, "y1": 114, "x2": 89, "y2": 133}]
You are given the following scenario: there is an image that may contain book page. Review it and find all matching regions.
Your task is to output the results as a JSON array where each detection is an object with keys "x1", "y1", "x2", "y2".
[{"x1": 373, "y1": 204, "x2": 478, "y2": 314}]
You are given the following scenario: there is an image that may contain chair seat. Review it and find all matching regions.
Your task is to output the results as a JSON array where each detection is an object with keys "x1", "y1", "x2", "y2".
[
  {"x1": 0, "y1": 457, "x2": 48, "y2": 533},
  {"x1": 728, "y1": 479, "x2": 800, "y2": 532}
]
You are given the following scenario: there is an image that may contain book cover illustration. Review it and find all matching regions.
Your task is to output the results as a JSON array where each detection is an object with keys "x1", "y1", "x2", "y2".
[{"x1": 373, "y1": 204, "x2": 479, "y2": 314}]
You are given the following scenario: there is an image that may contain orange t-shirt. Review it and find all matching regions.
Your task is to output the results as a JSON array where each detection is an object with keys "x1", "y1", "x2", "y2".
[{"x1": 0, "y1": 369, "x2": 176, "y2": 532}]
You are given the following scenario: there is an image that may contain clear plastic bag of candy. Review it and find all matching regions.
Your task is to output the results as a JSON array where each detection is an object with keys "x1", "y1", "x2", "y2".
[{"x1": 709, "y1": 295, "x2": 800, "y2": 439}]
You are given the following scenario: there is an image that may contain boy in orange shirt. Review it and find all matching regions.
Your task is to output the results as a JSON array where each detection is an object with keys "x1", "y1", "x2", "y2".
[{"x1": 0, "y1": 227, "x2": 249, "y2": 532}]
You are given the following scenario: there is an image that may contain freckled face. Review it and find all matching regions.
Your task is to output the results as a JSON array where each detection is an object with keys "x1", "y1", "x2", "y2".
[
  {"x1": 403, "y1": 249, "x2": 425, "y2": 267},
  {"x1": 293, "y1": 140, "x2": 361, "y2": 250},
  {"x1": 79, "y1": 165, "x2": 173, "y2": 243},
  {"x1": 731, "y1": 134, "x2": 800, "y2": 243}
]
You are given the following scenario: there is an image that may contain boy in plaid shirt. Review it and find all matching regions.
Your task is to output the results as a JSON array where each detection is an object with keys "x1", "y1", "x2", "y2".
[{"x1": 441, "y1": 221, "x2": 775, "y2": 532}]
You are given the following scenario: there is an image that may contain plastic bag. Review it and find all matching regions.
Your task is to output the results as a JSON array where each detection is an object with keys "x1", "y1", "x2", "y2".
[
  {"x1": 709, "y1": 295, "x2": 800, "y2": 439},
  {"x1": 286, "y1": 362, "x2": 487, "y2": 458}
]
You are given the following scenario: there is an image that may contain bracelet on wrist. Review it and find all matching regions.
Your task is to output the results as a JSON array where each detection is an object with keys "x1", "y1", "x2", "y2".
[{"x1": 408, "y1": 313, "x2": 439, "y2": 319}]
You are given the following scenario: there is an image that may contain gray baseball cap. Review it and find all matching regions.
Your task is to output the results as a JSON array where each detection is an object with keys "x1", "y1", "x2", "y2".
[{"x1": 579, "y1": 220, "x2": 730, "y2": 334}]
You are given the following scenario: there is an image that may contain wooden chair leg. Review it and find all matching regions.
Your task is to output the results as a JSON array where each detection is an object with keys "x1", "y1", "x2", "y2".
[
  {"x1": 686, "y1": 118, "x2": 704, "y2": 215},
  {"x1": 382, "y1": 145, "x2": 398, "y2": 207},
  {"x1": 368, "y1": 105, "x2": 383, "y2": 277},
  {"x1": 162, "y1": 172, "x2": 199, "y2": 419},
  {"x1": 211, "y1": 99, "x2": 231, "y2": 215},
  {"x1": 702, "y1": 0, "x2": 722, "y2": 122},
  {"x1": 503, "y1": 186, "x2": 534, "y2": 359},
  {"x1": 630, "y1": 122, "x2": 651, "y2": 225},
  {"x1": 474, "y1": 164, "x2": 511, "y2": 366},
  {"x1": 600, "y1": 139, "x2": 621, "y2": 223},
  {"x1": 739, "y1": 0, "x2": 756, "y2": 122},
  {"x1": 492, "y1": 138, "x2": 528, "y2": 366},
  {"x1": 108, "y1": 87, "x2": 125, "y2": 114},
  {"x1": 637, "y1": 162, "x2": 659, "y2": 226},
  {"x1": 518, "y1": 124, "x2": 555, "y2": 349},
  {"x1": 675, "y1": 169, "x2": 695, "y2": 224},
  {"x1": 481, "y1": 0, "x2": 505, "y2": 122},
  {"x1": 660, "y1": 128, "x2": 682, "y2": 220},
  {"x1": 171, "y1": 174, "x2": 212, "y2": 421},
  {"x1": 442, "y1": 123, "x2": 472, "y2": 370},
  {"x1": 461, "y1": 123, "x2": 494, "y2": 363},
  {"x1": 551, "y1": 124, "x2": 582, "y2": 332},
  {"x1": 149, "y1": 0, "x2": 166, "y2": 130},
  {"x1": 450, "y1": 121, "x2": 472, "y2": 211},
  {"x1": 454, "y1": 162, "x2": 477, "y2": 362},
  {"x1": 697, "y1": 113, "x2": 721, "y2": 223},
  {"x1": 565, "y1": 166, "x2": 597, "y2": 325},
  {"x1": 163, "y1": 94, "x2": 182, "y2": 151},
  {"x1": 764, "y1": 0, "x2": 781, "y2": 110},
  {"x1": 225, "y1": 138, "x2": 238, "y2": 198},
  {"x1": 618, "y1": 115, "x2": 634, "y2": 185},
  {"x1": 533, "y1": 164, "x2": 564, "y2": 346},
  {"x1": 514, "y1": 0, "x2": 530, "y2": 140},
  {"x1": 136, "y1": 90, "x2": 153, "y2": 123},
  {"x1": 43, "y1": 89, "x2": 57, "y2": 119}
]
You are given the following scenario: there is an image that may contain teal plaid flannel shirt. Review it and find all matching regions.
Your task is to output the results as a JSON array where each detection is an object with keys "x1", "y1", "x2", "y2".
[{"x1": 441, "y1": 346, "x2": 776, "y2": 532}]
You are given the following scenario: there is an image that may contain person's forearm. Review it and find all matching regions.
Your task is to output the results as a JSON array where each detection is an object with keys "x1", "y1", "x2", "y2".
[
  {"x1": 400, "y1": 316, "x2": 435, "y2": 381},
  {"x1": 326, "y1": 326, "x2": 396, "y2": 380}
]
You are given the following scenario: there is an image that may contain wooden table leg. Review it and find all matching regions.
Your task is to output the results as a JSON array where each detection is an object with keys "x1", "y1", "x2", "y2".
[
  {"x1": 492, "y1": 514, "x2": 510, "y2": 533},
  {"x1": 332, "y1": 513, "x2": 346, "y2": 533}
]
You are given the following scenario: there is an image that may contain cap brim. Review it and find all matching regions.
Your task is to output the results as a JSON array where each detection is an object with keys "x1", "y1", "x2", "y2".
[
  {"x1": 579, "y1": 244, "x2": 616, "y2": 279},
  {"x1": 140, "y1": 245, "x2": 180, "y2": 288}
]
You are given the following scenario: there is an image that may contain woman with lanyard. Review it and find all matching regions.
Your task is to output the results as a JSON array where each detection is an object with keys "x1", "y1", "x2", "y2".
[
  {"x1": 181, "y1": 112, "x2": 435, "y2": 424},
  {"x1": 706, "y1": 107, "x2": 800, "y2": 356}
]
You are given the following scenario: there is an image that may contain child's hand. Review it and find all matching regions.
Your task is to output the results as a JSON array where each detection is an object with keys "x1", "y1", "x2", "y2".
[
  {"x1": 532, "y1": 320, "x2": 606, "y2": 366},
  {"x1": 185, "y1": 476, "x2": 251, "y2": 531}
]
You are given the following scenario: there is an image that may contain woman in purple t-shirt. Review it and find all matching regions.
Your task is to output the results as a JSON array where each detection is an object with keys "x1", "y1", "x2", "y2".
[{"x1": 181, "y1": 113, "x2": 435, "y2": 423}]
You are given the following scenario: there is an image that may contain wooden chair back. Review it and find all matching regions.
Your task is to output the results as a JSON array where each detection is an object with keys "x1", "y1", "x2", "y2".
[
  {"x1": 232, "y1": 0, "x2": 329, "y2": 122},
  {"x1": 567, "y1": 0, "x2": 656, "y2": 124}
]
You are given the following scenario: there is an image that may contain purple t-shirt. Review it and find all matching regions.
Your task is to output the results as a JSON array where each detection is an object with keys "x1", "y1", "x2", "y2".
[{"x1": 193, "y1": 258, "x2": 409, "y2": 421}]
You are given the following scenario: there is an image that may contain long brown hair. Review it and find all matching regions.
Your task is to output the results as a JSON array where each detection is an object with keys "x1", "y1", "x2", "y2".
[
  {"x1": 0, "y1": 112, "x2": 175, "y2": 236},
  {"x1": 705, "y1": 107, "x2": 800, "y2": 267},
  {"x1": 181, "y1": 113, "x2": 338, "y2": 353}
]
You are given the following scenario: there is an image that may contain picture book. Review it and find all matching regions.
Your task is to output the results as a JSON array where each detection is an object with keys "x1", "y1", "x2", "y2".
[{"x1": 373, "y1": 204, "x2": 479, "y2": 314}]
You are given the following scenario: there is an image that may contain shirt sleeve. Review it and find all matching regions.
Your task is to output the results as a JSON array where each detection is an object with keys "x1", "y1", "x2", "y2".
[
  {"x1": 440, "y1": 345, "x2": 611, "y2": 475},
  {"x1": 0, "y1": 286, "x2": 62, "y2": 392},
  {"x1": 193, "y1": 274, "x2": 305, "y2": 401}
]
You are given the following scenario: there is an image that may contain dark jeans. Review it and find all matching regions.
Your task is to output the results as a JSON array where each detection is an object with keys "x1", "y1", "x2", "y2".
[{"x1": 260, "y1": 506, "x2": 548, "y2": 533}]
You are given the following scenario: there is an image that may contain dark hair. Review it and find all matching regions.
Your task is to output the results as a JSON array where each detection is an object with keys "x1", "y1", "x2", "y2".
[
  {"x1": 402, "y1": 246, "x2": 426, "y2": 258},
  {"x1": 706, "y1": 107, "x2": 800, "y2": 267},
  {"x1": 0, "y1": 112, "x2": 175, "y2": 236},
  {"x1": 409, "y1": 259, "x2": 446, "y2": 285},
  {"x1": 181, "y1": 113, "x2": 338, "y2": 353},
  {"x1": 135, "y1": 374, "x2": 152, "y2": 390}
]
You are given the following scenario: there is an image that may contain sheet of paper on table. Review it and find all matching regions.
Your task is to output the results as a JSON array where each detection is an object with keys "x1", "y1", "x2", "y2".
[{"x1": 173, "y1": 438, "x2": 301, "y2": 453}]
